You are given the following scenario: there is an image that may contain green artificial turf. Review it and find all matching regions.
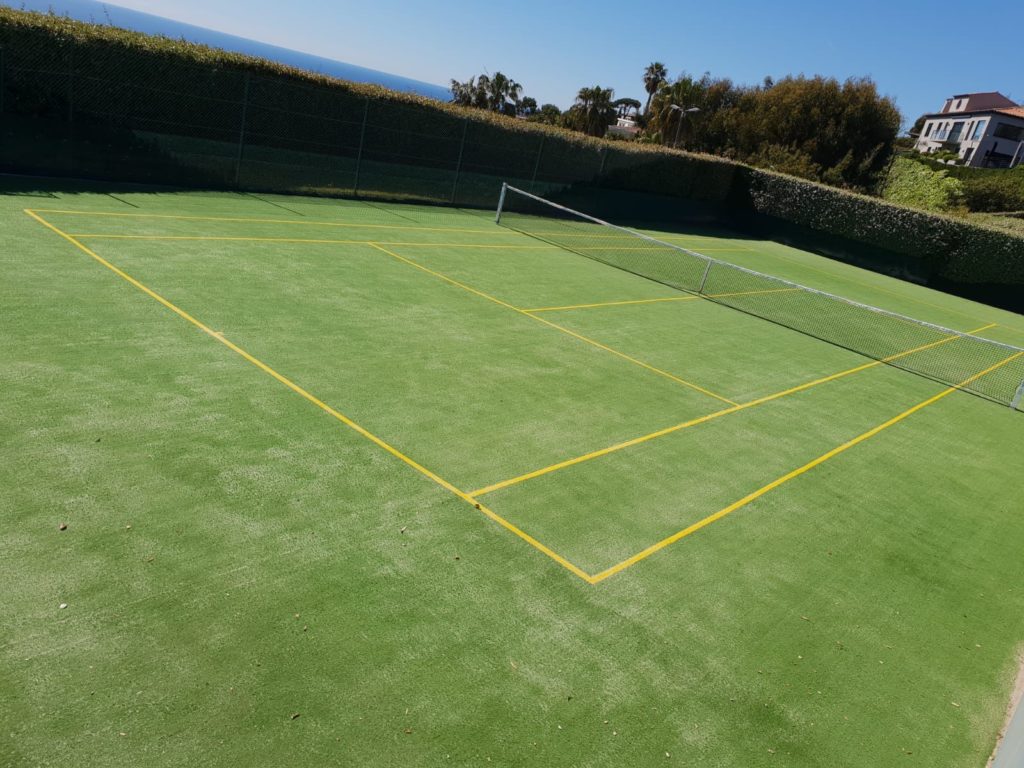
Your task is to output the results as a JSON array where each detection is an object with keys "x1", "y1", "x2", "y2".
[{"x1": 2, "y1": 177, "x2": 1023, "y2": 767}]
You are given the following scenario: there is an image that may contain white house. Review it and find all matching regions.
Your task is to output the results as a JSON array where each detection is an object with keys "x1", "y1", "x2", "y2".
[{"x1": 914, "y1": 92, "x2": 1024, "y2": 169}]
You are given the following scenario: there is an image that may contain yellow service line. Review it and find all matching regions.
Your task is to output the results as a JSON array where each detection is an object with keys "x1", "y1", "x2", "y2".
[
  {"x1": 576, "y1": 246, "x2": 749, "y2": 252},
  {"x1": 525, "y1": 296, "x2": 699, "y2": 312},
  {"x1": 68, "y1": 233, "x2": 560, "y2": 249},
  {"x1": 469, "y1": 323, "x2": 996, "y2": 497},
  {"x1": 522, "y1": 287, "x2": 798, "y2": 313},
  {"x1": 23, "y1": 209, "x2": 592, "y2": 584},
  {"x1": 31, "y1": 208, "x2": 513, "y2": 235},
  {"x1": 366, "y1": 243, "x2": 738, "y2": 406},
  {"x1": 589, "y1": 349, "x2": 1024, "y2": 583}
]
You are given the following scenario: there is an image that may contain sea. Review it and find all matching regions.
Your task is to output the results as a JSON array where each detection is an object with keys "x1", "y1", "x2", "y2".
[{"x1": 1, "y1": 0, "x2": 451, "y2": 102}]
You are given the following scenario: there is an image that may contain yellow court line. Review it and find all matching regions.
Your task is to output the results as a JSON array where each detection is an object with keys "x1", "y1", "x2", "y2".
[
  {"x1": 68, "y1": 233, "x2": 559, "y2": 249},
  {"x1": 469, "y1": 323, "x2": 996, "y2": 496},
  {"x1": 366, "y1": 243, "x2": 738, "y2": 406},
  {"x1": 589, "y1": 349, "x2": 1024, "y2": 583},
  {"x1": 31, "y1": 208, "x2": 512, "y2": 236},
  {"x1": 521, "y1": 287, "x2": 799, "y2": 314},
  {"x1": 525, "y1": 296, "x2": 699, "y2": 312},
  {"x1": 577, "y1": 246, "x2": 750, "y2": 252},
  {"x1": 23, "y1": 209, "x2": 593, "y2": 584}
]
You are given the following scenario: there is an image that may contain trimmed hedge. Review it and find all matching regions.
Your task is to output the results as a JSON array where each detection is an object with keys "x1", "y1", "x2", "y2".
[
  {"x1": 745, "y1": 168, "x2": 1024, "y2": 284},
  {"x1": 1, "y1": 7, "x2": 1023, "y2": 298}
]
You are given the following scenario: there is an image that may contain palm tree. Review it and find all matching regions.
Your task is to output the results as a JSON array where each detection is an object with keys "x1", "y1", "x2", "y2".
[
  {"x1": 567, "y1": 86, "x2": 616, "y2": 137},
  {"x1": 642, "y1": 62, "x2": 668, "y2": 116}
]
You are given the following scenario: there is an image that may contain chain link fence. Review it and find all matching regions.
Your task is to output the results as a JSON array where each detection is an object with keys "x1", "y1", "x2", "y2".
[{"x1": 0, "y1": 36, "x2": 639, "y2": 208}]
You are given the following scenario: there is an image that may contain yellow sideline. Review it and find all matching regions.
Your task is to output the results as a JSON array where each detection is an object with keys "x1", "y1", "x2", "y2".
[
  {"x1": 588, "y1": 350, "x2": 1023, "y2": 582},
  {"x1": 24, "y1": 209, "x2": 593, "y2": 584}
]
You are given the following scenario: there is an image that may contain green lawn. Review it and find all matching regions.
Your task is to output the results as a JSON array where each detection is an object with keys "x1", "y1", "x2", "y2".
[{"x1": 2, "y1": 178, "x2": 1023, "y2": 767}]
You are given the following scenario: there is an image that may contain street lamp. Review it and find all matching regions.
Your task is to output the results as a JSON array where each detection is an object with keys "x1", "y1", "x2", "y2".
[{"x1": 670, "y1": 104, "x2": 700, "y2": 149}]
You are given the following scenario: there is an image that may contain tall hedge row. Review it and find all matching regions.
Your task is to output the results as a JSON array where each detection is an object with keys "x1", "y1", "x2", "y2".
[
  {"x1": 744, "y1": 169, "x2": 1024, "y2": 284},
  {"x1": 1, "y1": 6, "x2": 1022, "y2": 299}
]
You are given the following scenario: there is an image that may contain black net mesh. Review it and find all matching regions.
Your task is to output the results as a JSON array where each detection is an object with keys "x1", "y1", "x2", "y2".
[
  {"x1": 0, "y1": 32, "x2": 640, "y2": 207},
  {"x1": 498, "y1": 185, "x2": 1024, "y2": 408}
]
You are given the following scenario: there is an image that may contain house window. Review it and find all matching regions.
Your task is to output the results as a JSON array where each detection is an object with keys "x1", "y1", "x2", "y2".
[
  {"x1": 924, "y1": 122, "x2": 934, "y2": 137},
  {"x1": 971, "y1": 120, "x2": 987, "y2": 140},
  {"x1": 993, "y1": 122, "x2": 1024, "y2": 141},
  {"x1": 963, "y1": 147, "x2": 975, "y2": 162},
  {"x1": 948, "y1": 121, "x2": 966, "y2": 142}
]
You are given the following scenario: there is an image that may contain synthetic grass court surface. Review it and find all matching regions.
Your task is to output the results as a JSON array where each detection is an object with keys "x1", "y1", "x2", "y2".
[{"x1": 2, "y1": 178, "x2": 1023, "y2": 767}]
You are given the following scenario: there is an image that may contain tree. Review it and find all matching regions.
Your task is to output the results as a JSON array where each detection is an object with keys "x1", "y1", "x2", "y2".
[
  {"x1": 642, "y1": 72, "x2": 900, "y2": 188},
  {"x1": 449, "y1": 71, "x2": 526, "y2": 115},
  {"x1": 613, "y1": 97, "x2": 642, "y2": 119},
  {"x1": 527, "y1": 103, "x2": 562, "y2": 125},
  {"x1": 518, "y1": 96, "x2": 538, "y2": 117},
  {"x1": 562, "y1": 86, "x2": 616, "y2": 137},
  {"x1": 642, "y1": 62, "x2": 668, "y2": 116}
]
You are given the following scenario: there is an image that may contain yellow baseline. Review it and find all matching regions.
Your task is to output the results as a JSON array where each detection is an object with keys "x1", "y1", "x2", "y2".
[
  {"x1": 589, "y1": 349, "x2": 1023, "y2": 583},
  {"x1": 366, "y1": 243, "x2": 737, "y2": 406},
  {"x1": 470, "y1": 322, "x2": 995, "y2": 496},
  {"x1": 69, "y1": 233, "x2": 560, "y2": 250},
  {"x1": 32, "y1": 208, "x2": 514, "y2": 236},
  {"x1": 23, "y1": 209, "x2": 593, "y2": 584}
]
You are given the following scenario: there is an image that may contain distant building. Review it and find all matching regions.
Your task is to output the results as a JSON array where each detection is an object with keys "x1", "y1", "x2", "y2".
[
  {"x1": 914, "y1": 92, "x2": 1024, "y2": 169},
  {"x1": 606, "y1": 116, "x2": 640, "y2": 138}
]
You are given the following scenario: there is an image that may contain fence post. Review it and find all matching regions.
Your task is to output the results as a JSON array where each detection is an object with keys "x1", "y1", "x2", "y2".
[
  {"x1": 450, "y1": 118, "x2": 469, "y2": 204},
  {"x1": 234, "y1": 72, "x2": 251, "y2": 188},
  {"x1": 67, "y1": 48, "x2": 75, "y2": 172},
  {"x1": 0, "y1": 47, "x2": 5, "y2": 115},
  {"x1": 598, "y1": 146, "x2": 608, "y2": 177},
  {"x1": 529, "y1": 136, "x2": 545, "y2": 194},
  {"x1": 352, "y1": 96, "x2": 369, "y2": 196}
]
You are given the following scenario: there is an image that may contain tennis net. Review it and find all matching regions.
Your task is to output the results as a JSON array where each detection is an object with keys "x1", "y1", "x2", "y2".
[{"x1": 495, "y1": 184, "x2": 1024, "y2": 410}]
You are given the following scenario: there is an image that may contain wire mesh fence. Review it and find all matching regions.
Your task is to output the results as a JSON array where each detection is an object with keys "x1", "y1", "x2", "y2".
[
  {"x1": 0, "y1": 36, "x2": 622, "y2": 207},
  {"x1": 497, "y1": 184, "x2": 1024, "y2": 409}
]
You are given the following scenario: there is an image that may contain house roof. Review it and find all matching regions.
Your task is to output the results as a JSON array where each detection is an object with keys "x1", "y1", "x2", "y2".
[
  {"x1": 948, "y1": 92, "x2": 1017, "y2": 110},
  {"x1": 994, "y1": 107, "x2": 1024, "y2": 120},
  {"x1": 922, "y1": 105, "x2": 1024, "y2": 121}
]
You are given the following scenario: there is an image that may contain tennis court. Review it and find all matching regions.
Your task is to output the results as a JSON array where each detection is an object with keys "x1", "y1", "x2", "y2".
[{"x1": 3, "y1": 179, "x2": 1024, "y2": 767}]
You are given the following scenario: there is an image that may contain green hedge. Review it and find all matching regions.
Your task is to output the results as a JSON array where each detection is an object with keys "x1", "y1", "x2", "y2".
[
  {"x1": 744, "y1": 168, "x2": 1024, "y2": 284},
  {"x1": 880, "y1": 155, "x2": 965, "y2": 212},
  {"x1": 1, "y1": 6, "x2": 1023, "y2": 298},
  {"x1": 909, "y1": 155, "x2": 1024, "y2": 213}
]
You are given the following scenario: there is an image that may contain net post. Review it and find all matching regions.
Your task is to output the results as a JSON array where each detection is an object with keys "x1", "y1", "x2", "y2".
[
  {"x1": 352, "y1": 96, "x2": 369, "y2": 196},
  {"x1": 495, "y1": 183, "x2": 508, "y2": 224},
  {"x1": 0, "y1": 47, "x2": 5, "y2": 116},
  {"x1": 697, "y1": 259, "x2": 713, "y2": 294},
  {"x1": 234, "y1": 72, "x2": 251, "y2": 188},
  {"x1": 1011, "y1": 379, "x2": 1024, "y2": 411}
]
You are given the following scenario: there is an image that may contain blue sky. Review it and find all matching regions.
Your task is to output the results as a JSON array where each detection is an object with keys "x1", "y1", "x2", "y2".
[{"x1": 23, "y1": 0, "x2": 1024, "y2": 129}]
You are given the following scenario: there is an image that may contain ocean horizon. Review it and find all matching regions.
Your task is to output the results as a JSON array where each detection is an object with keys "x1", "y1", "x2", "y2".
[{"x1": 2, "y1": 0, "x2": 452, "y2": 101}]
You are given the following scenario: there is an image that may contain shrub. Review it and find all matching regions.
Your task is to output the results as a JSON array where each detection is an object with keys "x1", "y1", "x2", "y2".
[{"x1": 881, "y1": 155, "x2": 965, "y2": 212}]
